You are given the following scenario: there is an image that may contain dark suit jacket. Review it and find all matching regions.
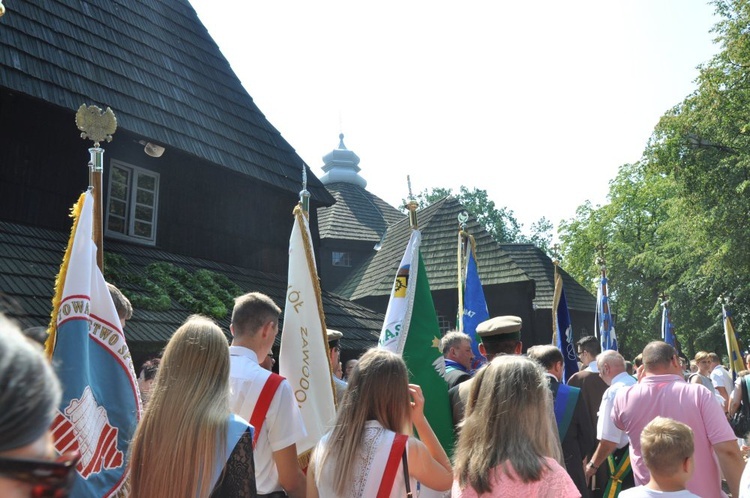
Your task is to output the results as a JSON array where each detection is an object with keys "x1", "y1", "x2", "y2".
[
  {"x1": 567, "y1": 368, "x2": 609, "y2": 497},
  {"x1": 443, "y1": 367, "x2": 472, "y2": 390},
  {"x1": 548, "y1": 377, "x2": 596, "y2": 498}
]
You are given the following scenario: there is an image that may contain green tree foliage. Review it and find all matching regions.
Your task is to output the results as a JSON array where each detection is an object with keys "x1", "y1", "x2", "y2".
[
  {"x1": 405, "y1": 186, "x2": 553, "y2": 252},
  {"x1": 560, "y1": 0, "x2": 750, "y2": 359}
]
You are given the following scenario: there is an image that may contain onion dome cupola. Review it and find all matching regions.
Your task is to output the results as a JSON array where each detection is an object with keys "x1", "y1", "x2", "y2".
[{"x1": 319, "y1": 133, "x2": 367, "y2": 188}]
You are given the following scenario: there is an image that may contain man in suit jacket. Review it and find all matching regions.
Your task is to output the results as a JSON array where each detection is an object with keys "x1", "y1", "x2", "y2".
[
  {"x1": 528, "y1": 345, "x2": 596, "y2": 498},
  {"x1": 441, "y1": 331, "x2": 474, "y2": 389},
  {"x1": 568, "y1": 335, "x2": 608, "y2": 498}
]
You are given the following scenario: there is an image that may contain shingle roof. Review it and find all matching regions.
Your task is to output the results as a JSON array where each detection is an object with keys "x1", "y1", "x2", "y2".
[
  {"x1": 0, "y1": 0, "x2": 334, "y2": 205},
  {"x1": 334, "y1": 197, "x2": 531, "y2": 300},
  {"x1": 317, "y1": 182, "x2": 405, "y2": 242},
  {"x1": 498, "y1": 244, "x2": 596, "y2": 312},
  {"x1": 0, "y1": 221, "x2": 383, "y2": 352}
]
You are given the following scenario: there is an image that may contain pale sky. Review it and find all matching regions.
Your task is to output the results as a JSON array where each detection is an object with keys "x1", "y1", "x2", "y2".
[{"x1": 190, "y1": 1, "x2": 719, "y2": 236}]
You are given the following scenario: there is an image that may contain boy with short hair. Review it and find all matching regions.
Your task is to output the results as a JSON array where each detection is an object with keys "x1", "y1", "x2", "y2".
[{"x1": 619, "y1": 416, "x2": 699, "y2": 497}]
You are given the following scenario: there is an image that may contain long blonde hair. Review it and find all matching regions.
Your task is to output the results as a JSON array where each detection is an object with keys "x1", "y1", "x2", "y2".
[
  {"x1": 129, "y1": 315, "x2": 230, "y2": 498},
  {"x1": 316, "y1": 348, "x2": 412, "y2": 496},
  {"x1": 454, "y1": 355, "x2": 562, "y2": 494}
]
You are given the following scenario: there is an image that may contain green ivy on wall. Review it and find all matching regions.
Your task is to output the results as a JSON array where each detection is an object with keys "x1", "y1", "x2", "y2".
[{"x1": 103, "y1": 254, "x2": 242, "y2": 319}]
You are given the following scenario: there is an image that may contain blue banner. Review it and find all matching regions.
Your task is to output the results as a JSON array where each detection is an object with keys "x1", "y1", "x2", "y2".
[
  {"x1": 661, "y1": 304, "x2": 675, "y2": 347},
  {"x1": 554, "y1": 273, "x2": 579, "y2": 383},
  {"x1": 49, "y1": 192, "x2": 140, "y2": 497},
  {"x1": 597, "y1": 276, "x2": 618, "y2": 351},
  {"x1": 462, "y1": 248, "x2": 489, "y2": 370}
]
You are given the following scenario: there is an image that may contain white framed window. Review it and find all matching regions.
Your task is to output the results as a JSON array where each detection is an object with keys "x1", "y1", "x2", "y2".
[
  {"x1": 106, "y1": 160, "x2": 159, "y2": 245},
  {"x1": 332, "y1": 251, "x2": 351, "y2": 267}
]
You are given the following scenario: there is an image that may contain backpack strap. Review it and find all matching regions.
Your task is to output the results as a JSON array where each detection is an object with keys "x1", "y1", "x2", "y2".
[
  {"x1": 377, "y1": 434, "x2": 408, "y2": 498},
  {"x1": 250, "y1": 373, "x2": 285, "y2": 448}
]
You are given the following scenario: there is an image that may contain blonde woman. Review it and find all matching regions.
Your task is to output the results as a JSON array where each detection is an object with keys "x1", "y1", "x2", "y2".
[
  {"x1": 453, "y1": 355, "x2": 579, "y2": 498},
  {"x1": 129, "y1": 315, "x2": 256, "y2": 497},
  {"x1": 307, "y1": 348, "x2": 452, "y2": 497}
]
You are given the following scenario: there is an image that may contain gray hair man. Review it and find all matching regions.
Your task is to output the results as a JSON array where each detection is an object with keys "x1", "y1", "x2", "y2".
[
  {"x1": 584, "y1": 350, "x2": 636, "y2": 494},
  {"x1": 441, "y1": 331, "x2": 474, "y2": 389}
]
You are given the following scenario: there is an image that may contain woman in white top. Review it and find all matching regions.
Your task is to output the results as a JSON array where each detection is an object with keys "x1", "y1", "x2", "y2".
[{"x1": 307, "y1": 348, "x2": 452, "y2": 497}]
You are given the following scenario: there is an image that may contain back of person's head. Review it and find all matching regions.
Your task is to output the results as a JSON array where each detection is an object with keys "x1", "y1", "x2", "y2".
[
  {"x1": 707, "y1": 352, "x2": 721, "y2": 365},
  {"x1": 130, "y1": 315, "x2": 230, "y2": 498},
  {"x1": 526, "y1": 345, "x2": 563, "y2": 370},
  {"x1": 0, "y1": 314, "x2": 61, "y2": 455},
  {"x1": 106, "y1": 282, "x2": 133, "y2": 321},
  {"x1": 640, "y1": 416, "x2": 694, "y2": 476},
  {"x1": 231, "y1": 292, "x2": 280, "y2": 337},
  {"x1": 455, "y1": 355, "x2": 562, "y2": 494},
  {"x1": 139, "y1": 357, "x2": 161, "y2": 382},
  {"x1": 625, "y1": 361, "x2": 634, "y2": 376},
  {"x1": 633, "y1": 353, "x2": 643, "y2": 368},
  {"x1": 482, "y1": 336, "x2": 521, "y2": 357},
  {"x1": 319, "y1": 348, "x2": 411, "y2": 496},
  {"x1": 441, "y1": 331, "x2": 470, "y2": 355},
  {"x1": 643, "y1": 341, "x2": 678, "y2": 372},
  {"x1": 597, "y1": 350, "x2": 626, "y2": 372},
  {"x1": 577, "y1": 335, "x2": 601, "y2": 357}
]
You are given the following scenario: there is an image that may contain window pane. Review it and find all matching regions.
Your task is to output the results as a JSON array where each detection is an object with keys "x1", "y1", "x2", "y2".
[
  {"x1": 112, "y1": 166, "x2": 129, "y2": 185},
  {"x1": 108, "y1": 217, "x2": 125, "y2": 234},
  {"x1": 136, "y1": 188, "x2": 154, "y2": 206},
  {"x1": 133, "y1": 221, "x2": 152, "y2": 238},
  {"x1": 111, "y1": 182, "x2": 127, "y2": 201},
  {"x1": 137, "y1": 174, "x2": 155, "y2": 191},
  {"x1": 332, "y1": 251, "x2": 351, "y2": 267},
  {"x1": 108, "y1": 199, "x2": 126, "y2": 217},
  {"x1": 135, "y1": 205, "x2": 153, "y2": 222}
]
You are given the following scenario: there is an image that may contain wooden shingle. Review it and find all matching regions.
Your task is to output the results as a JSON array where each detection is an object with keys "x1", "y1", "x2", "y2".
[{"x1": 0, "y1": 0, "x2": 334, "y2": 205}]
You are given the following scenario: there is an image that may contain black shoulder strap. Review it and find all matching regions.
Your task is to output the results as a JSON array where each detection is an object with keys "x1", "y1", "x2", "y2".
[{"x1": 402, "y1": 445, "x2": 412, "y2": 497}]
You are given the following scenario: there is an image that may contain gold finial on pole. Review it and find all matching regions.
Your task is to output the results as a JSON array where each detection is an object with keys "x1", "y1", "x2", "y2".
[
  {"x1": 76, "y1": 104, "x2": 117, "y2": 271},
  {"x1": 0, "y1": 1, "x2": 6, "y2": 17},
  {"x1": 406, "y1": 175, "x2": 418, "y2": 229},
  {"x1": 551, "y1": 243, "x2": 562, "y2": 266},
  {"x1": 457, "y1": 211, "x2": 470, "y2": 332}
]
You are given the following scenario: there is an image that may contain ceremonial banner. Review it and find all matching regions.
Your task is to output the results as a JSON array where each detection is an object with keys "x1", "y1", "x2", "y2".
[
  {"x1": 46, "y1": 191, "x2": 140, "y2": 497},
  {"x1": 661, "y1": 303, "x2": 676, "y2": 347},
  {"x1": 552, "y1": 271, "x2": 579, "y2": 383},
  {"x1": 722, "y1": 306, "x2": 745, "y2": 380},
  {"x1": 461, "y1": 247, "x2": 489, "y2": 370},
  {"x1": 279, "y1": 205, "x2": 336, "y2": 464},
  {"x1": 379, "y1": 230, "x2": 455, "y2": 454},
  {"x1": 596, "y1": 276, "x2": 618, "y2": 351}
]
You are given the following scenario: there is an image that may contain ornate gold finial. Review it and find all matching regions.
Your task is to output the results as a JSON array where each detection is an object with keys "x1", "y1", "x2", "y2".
[
  {"x1": 76, "y1": 104, "x2": 117, "y2": 147},
  {"x1": 0, "y1": 1, "x2": 6, "y2": 17},
  {"x1": 551, "y1": 243, "x2": 561, "y2": 265}
]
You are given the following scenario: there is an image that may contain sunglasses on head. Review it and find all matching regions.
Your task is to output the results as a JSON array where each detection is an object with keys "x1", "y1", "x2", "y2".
[{"x1": 0, "y1": 451, "x2": 80, "y2": 498}]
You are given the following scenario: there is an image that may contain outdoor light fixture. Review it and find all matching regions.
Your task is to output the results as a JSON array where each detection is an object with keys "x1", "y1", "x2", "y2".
[{"x1": 139, "y1": 140, "x2": 165, "y2": 158}]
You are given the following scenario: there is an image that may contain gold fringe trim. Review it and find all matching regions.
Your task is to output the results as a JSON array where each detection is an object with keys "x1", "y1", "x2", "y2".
[
  {"x1": 45, "y1": 192, "x2": 87, "y2": 358},
  {"x1": 293, "y1": 204, "x2": 338, "y2": 410}
]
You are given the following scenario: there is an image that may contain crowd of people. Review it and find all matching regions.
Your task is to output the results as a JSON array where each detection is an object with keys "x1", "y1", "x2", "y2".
[{"x1": 2, "y1": 288, "x2": 750, "y2": 498}]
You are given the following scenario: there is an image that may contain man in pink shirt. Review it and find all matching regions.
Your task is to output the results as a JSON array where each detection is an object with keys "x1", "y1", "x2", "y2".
[{"x1": 612, "y1": 341, "x2": 744, "y2": 498}]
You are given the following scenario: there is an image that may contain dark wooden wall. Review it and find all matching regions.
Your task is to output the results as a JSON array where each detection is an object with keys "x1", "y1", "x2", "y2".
[{"x1": 0, "y1": 91, "x2": 323, "y2": 275}]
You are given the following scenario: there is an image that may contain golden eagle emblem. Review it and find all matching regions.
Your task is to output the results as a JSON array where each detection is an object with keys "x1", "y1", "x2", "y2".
[{"x1": 75, "y1": 104, "x2": 117, "y2": 147}]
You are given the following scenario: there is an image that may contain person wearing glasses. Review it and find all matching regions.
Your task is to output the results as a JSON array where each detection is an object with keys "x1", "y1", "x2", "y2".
[{"x1": 0, "y1": 314, "x2": 79, "y2": 498}]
